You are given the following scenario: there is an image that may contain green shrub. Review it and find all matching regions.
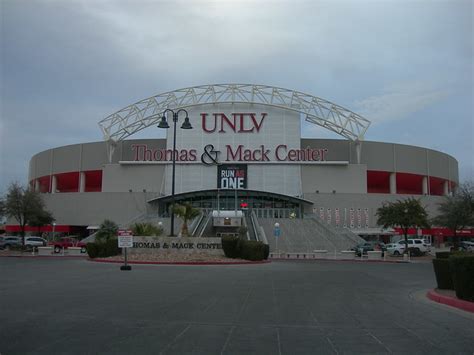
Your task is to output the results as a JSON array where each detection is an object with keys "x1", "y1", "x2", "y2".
[
  {"x1": 221, "y1": 236, "x2": 241, "y2": 258},
  {"x1": 86, "y1": 238, "x2": 121, "y2": 259},
  {"x1": 86, "y1": 243, "x2": 99, "y2": 259},
  {"x1": 432, "y1": 259, "x2": 454, "y2": 289},
  {"x1": 104, "y1": 238, "x2": 121, "y2": 257},
  {"x1": 95, "y1": 219, "x2": 119, "y2": 243},
  {"x1": 263, "y1": 244, "x2": 270, "y2": 260},
  {"x1": 449, "y1": 255, "x2": 474, "y2": 301},
  {"x1": 408, "y1": 247, "x2": 423, "y2": 257},
  {"x1": 130, "y1": 222, "x2": 163, "y2": 236},
  {"x1": 436, "y1": 251, "x2": 452, "y2": 259},
  {"x1": 240, "y1": 240, "x2": 265, "y2": 261}
]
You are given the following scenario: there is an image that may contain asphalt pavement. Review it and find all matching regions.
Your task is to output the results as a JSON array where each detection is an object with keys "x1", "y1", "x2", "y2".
[{"x1": 1, "y1": 257, "x2": 473, "y2": 354}]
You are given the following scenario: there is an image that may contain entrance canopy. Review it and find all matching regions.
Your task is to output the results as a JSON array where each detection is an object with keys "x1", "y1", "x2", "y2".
[{"x1": 148, "y1": 189, "x2": 313, "y2": 218}]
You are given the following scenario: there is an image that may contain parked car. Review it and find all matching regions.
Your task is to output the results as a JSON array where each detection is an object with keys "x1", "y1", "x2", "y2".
[
  {"x1": 49, "y1": 237, "x2": 87, "y2": 253},
  {"x1": 352, "y1": 242, "x2": 386, "y2": 256},
  {"x1": 386, "y1": 243, "x2": 405, "y2": 256},
  {"x1": 0, "y1": 236, "x2": 22, "y2": 250},
  {"x1": 24, "y1": 237, "x2": 48, "y2": 248},
  {"x1": 460, "y1": 241, "x2": 474, "y2": 252},
  {"x1": 395, "y1": 239, "x2": 430, "y2": 255}
]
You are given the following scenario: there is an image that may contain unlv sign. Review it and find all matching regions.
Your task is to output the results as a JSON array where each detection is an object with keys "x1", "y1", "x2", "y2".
[{"x1": 201, "y1": 113, "x2": 267, "y2": 133}]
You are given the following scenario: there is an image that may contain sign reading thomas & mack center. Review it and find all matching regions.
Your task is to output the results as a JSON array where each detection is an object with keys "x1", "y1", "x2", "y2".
[
  {"x1": 217, "y1": 164, "x2": 247, "y2": 189},
  {"x1": 129, "y1": 236, "x2": 224, "y2": 256}
]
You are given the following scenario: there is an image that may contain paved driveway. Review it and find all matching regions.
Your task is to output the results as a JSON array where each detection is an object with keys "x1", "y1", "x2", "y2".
[{"x1": 1, "y1": 258, "x2": 473, "y2": 354}]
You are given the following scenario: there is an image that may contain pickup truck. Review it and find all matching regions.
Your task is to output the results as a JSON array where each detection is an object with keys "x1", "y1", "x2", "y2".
[{"x1": 49, "y1": 237, "x2": 87, "y2": 253}]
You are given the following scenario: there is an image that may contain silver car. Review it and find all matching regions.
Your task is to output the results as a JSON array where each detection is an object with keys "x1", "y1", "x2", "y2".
[
  {"x1": 24, "y1": 237, "x2": 48, "y2": 248},
  {"x1": 0, "y1": 236, "x2": 22, "y2": 250}
]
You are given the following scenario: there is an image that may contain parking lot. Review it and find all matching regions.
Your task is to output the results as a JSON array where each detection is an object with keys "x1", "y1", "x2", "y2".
[{"x1": 1, "y1": 257, "x2": 473, "y2": 354}]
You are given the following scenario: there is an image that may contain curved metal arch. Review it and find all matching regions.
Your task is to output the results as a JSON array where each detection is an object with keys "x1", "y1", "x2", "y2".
[{"x1": 98, "y1": 84, "x2": 371, "y2": 142}]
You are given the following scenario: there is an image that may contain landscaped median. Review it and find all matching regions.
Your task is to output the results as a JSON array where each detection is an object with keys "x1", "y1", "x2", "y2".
[
  {"x1": 430, "y1": 251, "x2": 474, "y2": 312},
  {"x1": 90, "y1": 252, "x2": 270, "y2": 265},
  {"x1": 86, "y1": 235, "x2": 271, "y2": 265}
]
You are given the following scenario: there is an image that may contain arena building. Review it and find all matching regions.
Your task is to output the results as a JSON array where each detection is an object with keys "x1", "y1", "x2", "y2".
[{"x1": 8, "y1": 84, "x2": 471, "y2": 247}]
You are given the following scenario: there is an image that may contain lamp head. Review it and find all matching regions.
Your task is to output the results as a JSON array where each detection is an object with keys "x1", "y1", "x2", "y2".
[
  {"x1": 157, "y1": 115, "x2": 170, "y2": 129},
  {"x1": 180, "y1": 116, "x2": 193, "y2": 129}
]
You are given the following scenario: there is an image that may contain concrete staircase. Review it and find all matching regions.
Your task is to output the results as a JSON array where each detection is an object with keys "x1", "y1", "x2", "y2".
[{"x1": 258, "y1": 217, "x2": 364, "y2": 253}]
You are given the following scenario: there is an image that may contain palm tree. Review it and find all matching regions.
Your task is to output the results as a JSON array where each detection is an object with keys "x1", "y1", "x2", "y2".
[
  {"x1": 130, "y1": 222, "x2": 163, "y2": 236},
  {"x1": 173, "y1": 203, "x2": 200, "y2": 237}
]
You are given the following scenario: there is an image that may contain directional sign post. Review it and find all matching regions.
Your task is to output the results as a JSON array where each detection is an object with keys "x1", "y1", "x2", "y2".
[
  {"x1": 118, "y1": 230, "x2": 133, "y2": 271},
  {"x1": 274, "y1": 223, "x2": 281, "y2": 256}
]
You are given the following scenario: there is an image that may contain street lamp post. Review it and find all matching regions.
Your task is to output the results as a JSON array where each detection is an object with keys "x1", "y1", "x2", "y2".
[
  {"x1": 157, "y1": 109, "x2": 193, "y2": 236},
  {"x1": 52, "y1": 222, "x2": 56, "y2": 242}
]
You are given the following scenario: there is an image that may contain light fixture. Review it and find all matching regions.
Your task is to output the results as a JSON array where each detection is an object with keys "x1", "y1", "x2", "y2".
[
  {"x1": 180, "y1": 116, "x2": 193, "y2": 129},
  {"x1": 157, "y1": 116, "x2": 170, "y2": 129}
]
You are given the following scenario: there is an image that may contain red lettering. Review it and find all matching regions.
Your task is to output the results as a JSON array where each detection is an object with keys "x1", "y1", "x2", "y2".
[
  {"x1": 226, "y1": 145, "x2": 243, "y2": 161},
  {"x1": 218, "y1": 114, "x2": 236, "y2": 133},
  {"x1": 179, "y1": 150, "x2": 188, "y2": 161},
  {"x1": 238, "y1": 113, "x2": 254, "y2": 133},
  {"x1": 250, "y1": 113, "x2": 266, "y2": 132},
  {"x1": 132, "y1": 144, "x2": 146, "y2": 161},
  {"x1": 287, "y1": 149, "x2": 298, "y2": 161},
  {"x1": 261, "y1": 145, "x2": 270, "y2": 161},
  {"x1": 201, "y1": 113, "x2": 217, "y2": 133},
  {"x1": 252, "y1": 149, "x2": 260, "y2": 161},
  {"x1": 153, "y1": 149, "x2": 163, "y2": 161},
  {"x1": 243, "y1": 149, "x2": 252, "y2": 161},
  {"x1": 275, "y1": 144, "x2": 287, "y2": 161},
  {"x1": 201, "y1": 112, "x2": 267, "y2": 133},
  {"x1": 144, "y1": 146, "x2": 153, "y2": 161},
  {"x1": 189, "y1": 149, "x2": 197, "y2": 161},
  {"x1": 320, "y1": 148, "x2": 328, "y2": 161}
]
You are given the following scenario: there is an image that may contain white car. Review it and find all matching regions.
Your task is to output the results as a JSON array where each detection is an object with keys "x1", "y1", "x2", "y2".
[
  {"x1": 385, "y1": 243, "x2": 405, "y2": 256},
  {"x1": 460, "y1": 241, "x2": 474, "y2": 251},
  {"x1": 396, "y1": 239, "x2": 430, "y2": 254}
]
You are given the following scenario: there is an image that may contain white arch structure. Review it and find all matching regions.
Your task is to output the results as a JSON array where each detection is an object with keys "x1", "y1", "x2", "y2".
[{"x1": 98, "y1": 84, "x2": 371, "y2": 144}]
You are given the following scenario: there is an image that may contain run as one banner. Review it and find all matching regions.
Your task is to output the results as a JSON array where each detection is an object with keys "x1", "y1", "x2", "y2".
[{"x1": 217, "y1": 164, "x2": 247, "y2": 189}]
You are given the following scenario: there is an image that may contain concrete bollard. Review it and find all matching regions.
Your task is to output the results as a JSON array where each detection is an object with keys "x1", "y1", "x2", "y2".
[{"x1": 313, "y1": 250, "x2": 328, "y2": 259}]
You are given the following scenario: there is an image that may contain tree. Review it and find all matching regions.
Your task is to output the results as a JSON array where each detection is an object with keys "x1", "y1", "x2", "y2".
[
  {"x1": 173, "y1": 203, "x2": 200, "y2": 237},
  {"x1": 4, "y1": 182, "x2": 52, "y2": 244},
  {"x1": 95, "y1": 219, "x2": 119, "y2": 243},
  {"x1": 376, "y1": 198, "x2": 429, "y2": 254},
  {"x1": 432, "y1": 182, "x2": 474, "y2": 250},
  {"x1": 29, "y1": 209, "x2": 55, "y2": 236},
  {"x1": 0, "y1": 197, "x2": 5, "y2": 222}
]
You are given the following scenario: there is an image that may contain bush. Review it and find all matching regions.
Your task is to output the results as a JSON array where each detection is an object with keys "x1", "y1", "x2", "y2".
[
  {"x1": 86, "y1": 238, "x2": 121, "y2": 259},
  {"x1": 95, "y1": 219, "x2": 119, "y2": 243},
  {"x1": 263, "y1": 244, "x2": 270, "y2": 260},
  {"x1": 408, "y1": 247, "x2": 423, "y2": 257},
  {"x1": 221, "y1": 236, "x2": 241, "y2": 258},
  {"x1": 240, "y1": 240, "x2": 265, "y2": 261},
  {"x1": 130, "y1": 222, "x2": 163, "y2": 236},
  {"x1": 86, "y1": 243, "x2": 100, "y2": 259},
  {"x1": 436, "y1": 251, "x2": 452, "y2": 259},
  {"x1": 449, "y1": 255, "x2": 474, "y2": 301},
  {"x1": 432, "y1": 259, "x2": 454, "y2": 289}
]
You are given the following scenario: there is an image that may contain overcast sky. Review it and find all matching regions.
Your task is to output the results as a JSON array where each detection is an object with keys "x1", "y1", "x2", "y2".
[{"x1": 1, "y1": 0, "x2": 472, "y2": 194}]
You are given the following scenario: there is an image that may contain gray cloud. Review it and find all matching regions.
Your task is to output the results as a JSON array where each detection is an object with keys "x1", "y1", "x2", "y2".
[{"x1": 1, "y1": 0, "x2": 472, "y2": 193}]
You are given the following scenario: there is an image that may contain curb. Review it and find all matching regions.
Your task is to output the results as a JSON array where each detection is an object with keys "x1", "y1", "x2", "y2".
[
  {"x1": 90, "y1": 258, "x2": 271, "y2": 266},
  {"x1": 270, "y1": 257, "x2": 409, "y2": 264},
  {"x1": 0, "y1": 254, "x2": 87, "y2": 259},
  {"x1": 427, "y1": 289, "x2": 474, "y2": 313}
]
